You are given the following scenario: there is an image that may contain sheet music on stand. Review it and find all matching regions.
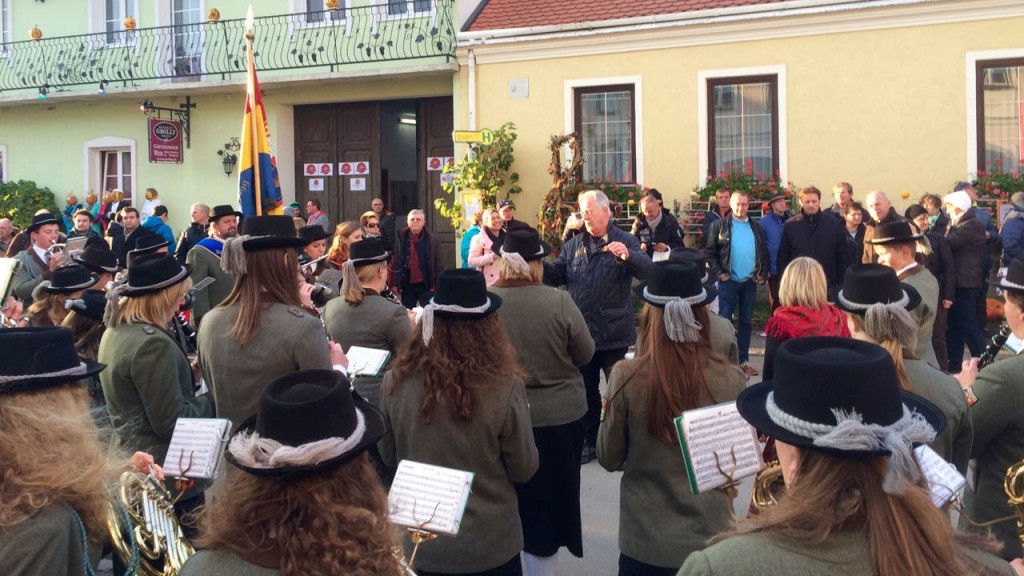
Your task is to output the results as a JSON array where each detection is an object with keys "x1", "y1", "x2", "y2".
[
  {"x1": 0, "y1": 258, "x2": 20, "y2": 303},
  {"x1": 675, "y1": 401, "x2": 764, "y2": 494},
  {"x1": 388, "y1": 460, "x2": 474, "y2": 536},
  {"x1": 915, "y1": 445, "x2": 967, "y2": 507},
  {"x1": 162, "y1": 418, "x2": 231, "y2": 479},
  {"x1": 346, "y1": 346, "x2": 391, "y2": 377}
]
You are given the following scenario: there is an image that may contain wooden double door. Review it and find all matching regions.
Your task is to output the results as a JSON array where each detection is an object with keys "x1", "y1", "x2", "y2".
[{"x1": 294, "y1": 97, "x2": 456, "y2": 267}]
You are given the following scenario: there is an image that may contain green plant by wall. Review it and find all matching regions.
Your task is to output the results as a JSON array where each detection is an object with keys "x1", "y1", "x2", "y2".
[
  {"x1": 435, "y1": 122, "x2": 522, "y2": 231},
  {"x1": 0, "y1": 180, "x2": 59, "y2": 230}
]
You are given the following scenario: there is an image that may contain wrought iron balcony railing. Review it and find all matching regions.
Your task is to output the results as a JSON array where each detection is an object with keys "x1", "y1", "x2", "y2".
[{"x1": 0, "y1": 0, "x2": 455, "y2": 94}]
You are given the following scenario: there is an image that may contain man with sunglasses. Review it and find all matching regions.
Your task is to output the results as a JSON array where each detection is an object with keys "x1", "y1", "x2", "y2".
[{"x1": 370, "y1": 197, "x2": 396, "y2": 252}]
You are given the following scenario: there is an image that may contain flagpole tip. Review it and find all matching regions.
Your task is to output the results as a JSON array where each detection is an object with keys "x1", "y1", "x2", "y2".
[{"x1": 244, "y1": 5, "x2": 255, "y2": 35}]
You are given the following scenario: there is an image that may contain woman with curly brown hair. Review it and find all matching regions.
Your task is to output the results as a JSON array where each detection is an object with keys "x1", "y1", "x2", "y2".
[
  {"x1": 182, "y1": 369, "x2": 402, "y2": 576},
  {"x1": 380, "y1": 269, "x2": 539, "y2": 576}
]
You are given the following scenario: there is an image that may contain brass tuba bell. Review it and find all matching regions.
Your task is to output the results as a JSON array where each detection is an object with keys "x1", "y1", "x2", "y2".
[
  {"x1": 107, "y1": 470, "x2": 195, "y2": 575},
  {"x1": 1004, "y1": 460, "x2": 1024, "y2": 551}
]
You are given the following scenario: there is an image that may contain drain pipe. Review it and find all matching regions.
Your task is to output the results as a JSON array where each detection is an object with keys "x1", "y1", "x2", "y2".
[{"x1": 468, "y1": 49, "x2": 477, "y2": 131}]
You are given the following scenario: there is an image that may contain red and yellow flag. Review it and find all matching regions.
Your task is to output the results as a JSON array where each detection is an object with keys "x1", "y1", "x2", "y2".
[{"x1": 238, "y1": 19, "x2": 283, "y2": 217}]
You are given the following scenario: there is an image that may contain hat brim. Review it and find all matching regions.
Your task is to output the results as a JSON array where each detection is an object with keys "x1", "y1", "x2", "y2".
[
  {"x1": 0, "y1": 360, "x2": 107, "y2": 395},
  {"x1": 225, "y1": 396, "x2": 387, "y2": 479},
  {"x1": 632, "y1": 282, "x2": 717, "y2": 309},
  {"x1": 129, "y1": 241, "x2": 170, "y2": 256},
  {"x1": 349, "y1": 252, "x2": 391, "y2": 266},
  {"x1": 866, "y1": 233, "x2": 923, "y2": 246},
  {"x1": 121, "y1": 264, "x2": 192, "y2": 297},
  {"x1": 835, "y1": 282, "x2": 921, "y2": 315},
  {"x1": 211, "y1": 211, "x2": 243, "y2": 221},
  {"x1": 509, "y1": 239, "x2": 553, "y2": 262},
  {"x1": 45, "y1": 275, "x2": 100, "y2": 294},
  {"x1": 242, "y1": 236, "x2": 311, "y2": 250},
  {"x1": 736, "y1": 381, "x2": 946, "y2": 457},
  {"x1": 996, "y1": 277, "x2": 1024, "y2": 294},
  {"x1": 72, "y1": 254, "x2": 120, "y2": 274},
  {"x1": 26, "y1": 218, "x2": 60, "y2": 234},
  {"x1": 300, "y1": 229, "x2": 333, "y2": 243},
  {"x1": 417, "y1": 292, "x2": 503, "y2": 318}
]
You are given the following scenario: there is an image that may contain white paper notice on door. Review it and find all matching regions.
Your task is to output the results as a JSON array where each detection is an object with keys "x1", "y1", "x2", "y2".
[
  {"x1": 309, "y1": 178, "x2": 324, "y2": 192},
  {"x1": 388, "y1": 460, "x2": 474, "y2": 536},
  {"x1": 350, "y1": 177, "x2": 366, "y2": 191}
]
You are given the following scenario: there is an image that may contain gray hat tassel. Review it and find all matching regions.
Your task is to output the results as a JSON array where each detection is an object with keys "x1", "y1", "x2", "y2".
[
  {"x1": 420, "y1": 305, "x2": 437, "y2": 346},
  {"x1": 500, "y1": 247, "x2": 530, "y2": 276},
  {"x1": 663, "y1": 298, "x2": 702, "y2": 343},
  {"x1": 220, "y1": 236, "x2": 250, "y2": 275},
  {"x1": 340, "y1": 259, "x2": 359, "y2": 296},
  {"x1": 103, "y1": 284, "x2": 128, "y2": 326}
]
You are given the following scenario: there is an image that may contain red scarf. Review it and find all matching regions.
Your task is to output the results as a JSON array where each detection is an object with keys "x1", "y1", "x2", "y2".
[{"x1": 765, "y1": 304, "x2": 850, "y2": 343}]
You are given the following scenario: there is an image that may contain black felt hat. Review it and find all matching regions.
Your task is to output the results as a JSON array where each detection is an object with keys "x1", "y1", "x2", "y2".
[
  {"x1": 633, "y1": 261, "x2": 716, "y2": 308},
  {"x1": 997, "y1": 259, "x2": 1024, "y2": 294},
  {"x1": 26, "y1": 212, "x2": 60, "y2": 234},
  {"x1": 124, "y1": 227, "x2": 161, "y2": 255},
  {"x1": 348, "y1": 238, "x2": 390, "y2": 266},
  {"x1": 737, "y1": 337, "x2": 944, "y2": 457},
  {"x1": 500, "y1": 227, "x2": 552, "y2": 261},
  {"x1": 73, "y1": 245, "x2": 120, "y2": 274},
  {"x1": 121, "y1": 253, "x2": 191, "y2": 297},
  {"x1": 128, "y1": 231, "x2": 169, "y2": 259},
  {"x1": 0, "y1": 327, "x2": 106, "y2": 394},
  {"x1": 210, "y1": 204, "x2": 242, "y2": 222},
  {"x1": 225, "y1": 369, "x2": 386, "y2": 478},
  {"x1": 835, "y1": 263, "x2": 921, "y2": 315},
  {"x1": 866, "y1": 221, "x2": 923, "y2": 245},
  {"x1": 767, "y1": 192, "x2": 788, "y2": 204},
  {"x1": 668, "y1": 247, "x2": 711, "y2": 283},
  {"x1": 297, "y1": 224, "x2": 332, "y2": 244},
  {"x1": 64, "y1": 290, "x2": 107, "y2": 322},
  {"x1": 42, "y1": 265, "x2": 99, "y2": 294},
  {"x1": 238, "y1": 216, "x2": 309, "y2": 250},
  {"x1": 419, "y1": 269, "x2": 502, "y2": 317}
]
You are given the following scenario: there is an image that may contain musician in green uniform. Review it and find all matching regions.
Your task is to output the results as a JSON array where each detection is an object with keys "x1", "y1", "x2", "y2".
[{"x1": 186, "y1": 204, "x2": 240, "y2": 328}]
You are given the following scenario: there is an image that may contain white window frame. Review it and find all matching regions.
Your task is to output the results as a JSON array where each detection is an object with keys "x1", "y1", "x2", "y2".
[
  {"x1": 564, "y1": 76, "x2": 644, "y2": 185},
  {"x1": 698, "y1": 65, "x2": 788, "y2": 186},
  {"x1": 170, "y1": 0, "x2": 206, "y2": 78},
  {"x1": 385, "y1": 0, "x2": 433, "y2": 17},
  {"x1": 0, "y1": 144, "x2": 7, "y2": 185},
  {"x1": 87, "y1": 0, "x2": 140, "y2": 47},
  {"x1": 966, "y1": 48, "x2": 1024, "y2": 178},
  {"x1": 288, "y1": 0, "x2": 352, "y2": 36},
  {"x1": 0, "y1": 0, "x2": 11, "y2": 55},
  {"x1": 84, "y1": 137, "x2": 136, "y2": 203}
]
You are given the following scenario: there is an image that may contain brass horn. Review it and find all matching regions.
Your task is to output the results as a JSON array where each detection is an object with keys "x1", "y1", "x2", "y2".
[
  {"x1": 107, "y1": 470, "x2": 195, "y2": 575},
  {"x1": 752, "y1": 460, "x2": 785, "y2": 510},
  {"x1": 1005, "y1": 460, "x2": 1024, "y2": 551}
]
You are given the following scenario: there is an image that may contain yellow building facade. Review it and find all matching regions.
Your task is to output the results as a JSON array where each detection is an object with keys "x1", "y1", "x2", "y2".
[{"x1": 455, "y1": 0, "x2": 1024, "y2": 223}]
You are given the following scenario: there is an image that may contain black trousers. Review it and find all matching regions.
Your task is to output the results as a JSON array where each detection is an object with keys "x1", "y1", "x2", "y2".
[
  {"x1": 417, "y1": 554, "x2": 522, "y2": 576},
  {"x1": 580, "y1": 347, "x2": 628, "y2": 447},
  {"x1": 619, "y1": 553, "x2": 677, "y2": 576},
  {"x1": 401, "y1": 282, "x2": 429, "y2": 309}
]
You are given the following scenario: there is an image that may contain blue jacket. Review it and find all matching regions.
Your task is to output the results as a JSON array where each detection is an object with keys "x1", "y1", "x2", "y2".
[
  {"x1": 142, "y1": 215, "x2": 177, "y2": 254},
  {"x1": 460, "y1": 226, "x2": 481, "y2": 269},
  {"x1": 759, "y1": 211, "x2": 790, "y2": 275},
  {"x1": 1001, "y1": 212, "x2": 1024, "y2": 266},
  {"x1": 544, "y1": 225, "x2": 651, "y2": 350}
]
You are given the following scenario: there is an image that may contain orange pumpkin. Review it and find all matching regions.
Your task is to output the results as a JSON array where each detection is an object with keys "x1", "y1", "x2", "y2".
[
  {"x1": 208, "y1": 8, "x2": 221, "y2": 22},
  {"x1": 123, "y1": 16, "x2": 137, "y2": 31},
  {"x1": 29, "y1": 26, "x2": 42, "y2": 41}
]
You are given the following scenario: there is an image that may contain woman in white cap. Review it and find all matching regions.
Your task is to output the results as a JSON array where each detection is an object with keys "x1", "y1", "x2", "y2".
[
  {"x1": 679, "y1": 337, "x2": 1011, "y2": 576},
  {"x1": 943, "y1": 189, "x2": 988, "y2": 370},
  {"x1": 181, "y1": 369, "x2": 402, "y2": 576},
  {"x1": 599, "y1": 260, "x2": 746, "y2": 576},
  {"x1": 380, "y1": 269, "x2": 538, "y2": 576}
]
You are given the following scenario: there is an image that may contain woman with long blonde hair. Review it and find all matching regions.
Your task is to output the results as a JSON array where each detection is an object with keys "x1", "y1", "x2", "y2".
[
  {"x1": 762, "y1": 256, "x2": 848, "y2": 380},
  {"x1": 327, "y1": 220, "x2": 364, "y2": 268},
  {"x1": 380, "y1": 269, "x2": 538, "y2": 576},
  {"x1": 99, "y1": 252, "x2": 214, "y2": 530},
  {"x1": 598, "y1": 261, "x2": 746, "y2": 576},
  {"x1": 26, "y1": 264, "x2": 97, "y2": 327},
  {"x1": 61, "y1": 290, "x2": 109, "y2": 419},
  {"x1": 182, "y1": 369, "x2": 402, "y2": 576},
  {"x1": 837, "y1": 263, "x2": 972, "y2": 472},
  {"x1": 680, "y1": 337, "x2": 1009, "y2": 576}
]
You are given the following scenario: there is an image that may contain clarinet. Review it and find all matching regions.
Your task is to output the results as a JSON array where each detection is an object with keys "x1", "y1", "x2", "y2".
[{"x1": 979, "y1": 323, "x2": 1013, "y2": 369}]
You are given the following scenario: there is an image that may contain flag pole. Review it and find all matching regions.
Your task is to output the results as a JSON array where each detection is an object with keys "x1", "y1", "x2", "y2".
[{"x1": 244, "y1": 6, "x2": 263, "y2": 215}]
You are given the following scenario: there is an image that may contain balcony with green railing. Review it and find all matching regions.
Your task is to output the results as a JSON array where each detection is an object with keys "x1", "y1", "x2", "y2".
[{"x1": 0, "y1": 0, "x2": 455, "y2": 97}]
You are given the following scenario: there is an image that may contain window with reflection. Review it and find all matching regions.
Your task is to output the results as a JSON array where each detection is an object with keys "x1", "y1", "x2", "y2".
[
  {"x1": 574, "y1": 85, "x2": 636, "y2": 184},
  {"x1": 978, "y1": 59, "x2": 1024, "y2": 172},
  {"x1": 707, "y1": 76, "x2": 778, "y2": 179}
]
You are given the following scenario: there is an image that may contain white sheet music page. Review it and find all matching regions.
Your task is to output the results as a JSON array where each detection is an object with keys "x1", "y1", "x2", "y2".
[
  {"x1": 675, "y1": 401, "x2": 764, "y2": 494},
  {"x1": 388, "y1": 460, "x2": 474, "y2": 536},
  {"x1": 162, "y1": 418, "x2": 231, "y2": 479},
  {"x1": 915, "y1": 445, "x2": 966, "y2": 507},
  {"x1": 346, "y1": 346, "x2": 391, "y2": 377}
]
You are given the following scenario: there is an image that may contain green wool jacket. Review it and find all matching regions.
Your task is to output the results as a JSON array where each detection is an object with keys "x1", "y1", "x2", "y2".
[
  {"x1": 962, "y1": 353, "x2": 1024, "y2": 559},
  {"x1": 635, "y1": 311, "x2": 738, "y2": 365},
  {"x1": 904, "y1": 358, "x2": 973, "y2": 473},
  {"x1": 98, "y1": 323, "x2": 214, "y2": 465},
  {"x1": 0, "y1": 505, "x2": 102, "y2": 576},
  {"x1": 598, "y1": 358, "x2": 747, "y2": 568},
  {"x1": 181, "y1": 550, "x2": 280, "y2": 576},
  {"x1": 899, "y1": 264, "x2": 941, "y2": 370},
  {"x1": 491, "y1": 280, "x2": 595, "y2": 427},
  {"x1": 678, "y1": 530, "x2": 1013, "y2": 576},
  {"x1": 378, "y1": 371, "x2": 539, "y2": 574},
  {"x1": 185, "y1": 241, "x2": 235, "y2": 326},
  {"x1": 322, "y1": 291, "x2": 411, "y2": 408},
  {"x1": 198, "y1": 302, "x2": 331, "y2": 428}
]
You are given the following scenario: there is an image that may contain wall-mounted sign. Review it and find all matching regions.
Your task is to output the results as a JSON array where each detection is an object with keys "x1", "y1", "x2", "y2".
[
  {"x1": 148, "y1": 118, "x2": 183, "y2": 164},
  {"x1": 354, "y1": 161, "x2": 369, "y2": 175},
  {"x1": 339, "y1": 162, "x2": 353, "y2": 175},
  {"x1": 453, "y1": 129, "x2": 493, "y2": 145},
  {"x1": 350, "y1": 177, "x2": 366, "y2": 191},
  {"x1": 428, "y1": 157, "x2": 444, "y2": 171},
  {"x1": 309, "y1": 178, "x2": 324, "y2": 192}
]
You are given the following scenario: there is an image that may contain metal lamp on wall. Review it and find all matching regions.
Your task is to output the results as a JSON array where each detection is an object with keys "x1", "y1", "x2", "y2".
[{"x1": 218, "y1": 137, "x2": 240, "y2": 176}]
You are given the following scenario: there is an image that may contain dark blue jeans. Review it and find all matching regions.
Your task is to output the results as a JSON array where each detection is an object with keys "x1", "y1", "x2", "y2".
[
  {"x1": 947, "y1": 287, "x2": 986, "y2": 371},
  {"x1": 718, "y1": 278, "x2": 756, "y2": 363}
]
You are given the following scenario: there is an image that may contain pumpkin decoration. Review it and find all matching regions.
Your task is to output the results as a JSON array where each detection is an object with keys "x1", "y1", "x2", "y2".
[
  {"x1": 899, "y1": 190, "x2": 910, "y2": 199},
  {"x1": 30, "y1": 26, "x2": 42, "y2": 41},
  {"x1": 208, "y1": 8, "x2": 221, "y2": 22},
  {"x1": 85, "y1": 191, "x2": 98, "y2": 205},
  {"x1": 326, "y1": 0, "x2": 340, "y2": 10},
  {"x1": 123, "y1": 16, "x2": 137, "y2": 31},
  {"x1": 66, "y1": 193, "x2": 79, "y2": 206}
]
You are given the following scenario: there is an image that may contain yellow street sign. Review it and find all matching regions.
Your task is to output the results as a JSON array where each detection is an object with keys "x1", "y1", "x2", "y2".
[{"x1": 453, "y1": 129, "x2": 494, "y2": 145}]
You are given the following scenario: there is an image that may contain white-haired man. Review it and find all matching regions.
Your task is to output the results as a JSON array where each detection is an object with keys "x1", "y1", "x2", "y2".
[
  {"x1": 391, "y1": 209, "x2": 444, "y2": 309},
  {"x1": 175, "y1": 203, "x2": 210, "y2": 264},
  {"x1": 861, "y1": 190, "x2": 904, "y2": 264},
  {"x1": 546, "y1": 190, "x2": 652, "y2": 463}
]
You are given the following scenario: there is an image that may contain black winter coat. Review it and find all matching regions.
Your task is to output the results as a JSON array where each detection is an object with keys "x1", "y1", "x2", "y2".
[
  {"x1": 544, "y1": 226, "x2": 651, "y2": 351},
  {"x1": 631, "y1": 209, "x2": 683, "y2": 257},
  {"x1": 862, "y1": 207, "x2": 905, "y2": 264},
  {"x1": 777, "y1": 210, "x2": 855, "y2": 291},
  {"x1": 945, "y1": 208, "x2": 988, "y2": 289},
  {"x1": 923, "y1": 230, "x2": 956, "y2": 302},
  {"x1": 175, "y1": 223, "x2": 207, "y2": 264},
  {"x1": 704, "y1": 216, "x2": 770, "y2": 280}
]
